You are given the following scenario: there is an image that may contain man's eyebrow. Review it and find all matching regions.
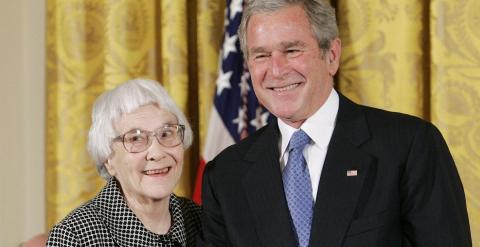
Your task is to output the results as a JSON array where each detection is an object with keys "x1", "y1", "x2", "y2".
[
  {"x1": 249, "y1": 46, "x2": 269, "y2": 54},
  {"x1": 248, "y1": 41, "x2": 307, "y2": 55},
  {"x1": 279, "y1": 40, "x2": 307, "y2": 49}
]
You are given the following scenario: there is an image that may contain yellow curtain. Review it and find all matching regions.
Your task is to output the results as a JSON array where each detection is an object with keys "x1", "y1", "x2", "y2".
[
  {"x1": 46, "y1": 0, "x2": 224, "y2": 229},
  {"x1": 158, "y1": 0, "x2": 192, "y2": 196},
  {"x1": 337, "y1": 0, "x2": 479, "y2": 244},
  {"x1": 337, "y1": 0, "x2": 426, "y2": 116},
  {"x1": 430, "y1": 0, "x2": 480, "y2": 242},
  {"x1": 46, "y1": 0, "x2": 108, "y2": 229},
  {"x1": 196, "y1": 0, "x2": 226, "y2": 154}
]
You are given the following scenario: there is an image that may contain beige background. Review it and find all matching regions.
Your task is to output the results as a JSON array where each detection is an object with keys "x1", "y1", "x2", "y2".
[{"x1": 0, "y1": 0, "x2": 45, "y2": 246}]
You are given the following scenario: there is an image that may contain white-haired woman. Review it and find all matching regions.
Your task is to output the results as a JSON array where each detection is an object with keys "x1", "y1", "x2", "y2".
[{"x1": 47, "y1": 79, "x2": 201, "y2": 246}]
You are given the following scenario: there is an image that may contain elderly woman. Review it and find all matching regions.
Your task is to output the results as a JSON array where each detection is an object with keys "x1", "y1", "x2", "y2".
[{"x1": 47, "y1": 79, "x2": 201, "y2": 246}]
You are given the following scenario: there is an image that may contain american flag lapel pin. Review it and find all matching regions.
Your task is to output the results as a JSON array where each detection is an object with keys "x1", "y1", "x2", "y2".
[{"x1": 347, "y1": 169, "x2": 358, "y2": 177}]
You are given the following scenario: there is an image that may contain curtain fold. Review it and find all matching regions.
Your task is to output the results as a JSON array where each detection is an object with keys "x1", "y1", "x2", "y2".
[
  {"x1": 157, "y1": 0, "x2": 192, "y2": 197},
  {"x1": 46, "y1": 0, "x2": 108, "y2": 229},
  {"x1": 337, "y1": 0, "x2": 426, "y2": 117},
  {"x1": 46, "y1": 0, "x2": 479, "y2": 243},
  {"x1": 430, "y1": 0, "x2": 480, "y2": 240},
  {"x1": 196, "y1": 0, "x2": 225, "y2": 153}
]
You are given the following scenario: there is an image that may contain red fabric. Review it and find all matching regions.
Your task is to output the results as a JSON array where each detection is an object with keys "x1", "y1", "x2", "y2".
[{"x1": 193, "y1": 158, "x2": 206, "y2": 204}]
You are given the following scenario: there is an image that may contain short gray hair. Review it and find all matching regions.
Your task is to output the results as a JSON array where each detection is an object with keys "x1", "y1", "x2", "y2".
[
  {"x1": 238, "y1": 0, "x2": 339, "y2": 59},
  {"x1": 87, "y1": 78, "x2": 193, "y2": 179}
]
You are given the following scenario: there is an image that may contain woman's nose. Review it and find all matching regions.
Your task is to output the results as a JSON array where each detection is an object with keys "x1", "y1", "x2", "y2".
[{"x1": 146, "y1": 137, "x2": 165, "y2": 161}]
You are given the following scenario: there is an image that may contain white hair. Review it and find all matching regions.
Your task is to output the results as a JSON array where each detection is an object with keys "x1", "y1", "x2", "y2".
[{"x1": 87, "y1": 78, "x2": 193, "y2": 179}]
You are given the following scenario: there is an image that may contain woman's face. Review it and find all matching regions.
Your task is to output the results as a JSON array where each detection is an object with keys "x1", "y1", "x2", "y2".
[{"x1": 105, "y1": 104, "x2": 184, "y2": 204}]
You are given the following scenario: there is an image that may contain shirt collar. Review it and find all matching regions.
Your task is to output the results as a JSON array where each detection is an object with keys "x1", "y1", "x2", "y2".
[{"x1": 278, "y1": 89, "x2": 339, "y2": 156}]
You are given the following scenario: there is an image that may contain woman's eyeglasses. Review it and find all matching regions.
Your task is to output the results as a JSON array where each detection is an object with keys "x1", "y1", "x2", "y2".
[{"x1": 113, "y1": 124, "x2": 185, "y2": 153}]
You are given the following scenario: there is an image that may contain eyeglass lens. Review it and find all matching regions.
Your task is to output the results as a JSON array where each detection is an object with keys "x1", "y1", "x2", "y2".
[{"x1": 122, "y1": 125, "x2": 184, "y2": 153}]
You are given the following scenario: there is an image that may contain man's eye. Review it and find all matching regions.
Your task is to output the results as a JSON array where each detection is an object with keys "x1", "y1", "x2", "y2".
[
  {"x1": 254, "y1": 53, "x2": 269, "y2": 60},
  {"x1": 286, "y1": 49, "x2": 301, "y2": 56}
]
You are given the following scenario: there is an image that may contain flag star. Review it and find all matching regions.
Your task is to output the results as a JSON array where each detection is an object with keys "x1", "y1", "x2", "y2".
[
  {"x1": 224, "y1": 16, "x2": 230, "y2": 28},
  {"x1": 250, "y1": 108, "x2": 270, "y2": 130},
  {"x1": 232, "y1": 107, "x2": 247, "y2": 134},
  {"x1": 229, "y1": 0, "x2": 243, "y2": 19},
  {"x1": 216, "y1": 69, "x2": 233, "y2": 95},
  {"x1": 223, "y1": 8, "x2": 229, "y2": 28},
  {"x1": 239, "y1": 72, "x2": 251, "y2": 95},
  {"x1": 222, "y1": 33, "x2": 238, "y2": 59}
]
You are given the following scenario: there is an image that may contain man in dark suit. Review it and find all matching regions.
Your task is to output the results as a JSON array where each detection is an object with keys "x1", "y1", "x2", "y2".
[{"x1": 197, "y1": 0, "x2": 472, "y2": 246}]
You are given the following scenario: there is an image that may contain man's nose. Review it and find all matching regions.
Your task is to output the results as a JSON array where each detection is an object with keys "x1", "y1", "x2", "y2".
[{"x1": 271, "y1": 52, "x2": 288, "y2": 77}]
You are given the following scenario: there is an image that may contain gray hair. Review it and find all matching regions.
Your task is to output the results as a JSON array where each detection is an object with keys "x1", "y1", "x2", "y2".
[
  {"x1": 87, "y1": 78, "x2": 193, "y2": 179},
  {"x1": 238, "y1": 0, "x2": 339, "y2": 59}
]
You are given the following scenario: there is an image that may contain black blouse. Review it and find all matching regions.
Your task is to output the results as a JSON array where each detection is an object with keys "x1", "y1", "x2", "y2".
[{"x1": 47, "y1": 178, "x2": 201, "y2": 247}]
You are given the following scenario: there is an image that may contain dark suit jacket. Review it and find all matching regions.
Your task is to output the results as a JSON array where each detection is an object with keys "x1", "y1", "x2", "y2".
[{"x1": 197, "y1": 94, "x2": 471, "y2": 247}]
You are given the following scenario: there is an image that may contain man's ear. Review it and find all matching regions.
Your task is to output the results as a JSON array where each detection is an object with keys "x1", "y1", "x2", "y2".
[{"x1": 327, "y1": 38, "x2": 342, "y2": 76}]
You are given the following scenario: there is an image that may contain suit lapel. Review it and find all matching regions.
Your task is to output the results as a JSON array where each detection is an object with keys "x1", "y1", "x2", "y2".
[
  {"x1": 240, "y1": 94, "x2": 374, "y2": 247},
  {"x1": 309, "y1": 94, "x2": 374, "y2": 247},
  {"x1": 242, "y1": 122, "x2": 297, "y2": 247}
]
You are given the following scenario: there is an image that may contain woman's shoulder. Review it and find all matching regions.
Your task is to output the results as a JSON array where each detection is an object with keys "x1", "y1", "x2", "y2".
[
  {"x1": 171, "y1": 195, "x2": 202, "y2": 245},
  {"x1": 172, "y1": 195, "x2": 201, "y2": 215},
  {"x1": 171, "y1": 195, "x2": 201, "y2": 225},
  {"x1": 50, "y1": 200, "x2": 105, "y2": 231},
  {"x1": 47, "y1": 200, "x2": 112, "y2": 245}
]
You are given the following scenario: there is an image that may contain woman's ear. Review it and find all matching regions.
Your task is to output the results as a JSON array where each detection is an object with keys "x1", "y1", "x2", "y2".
[{"x1": 104, "y1": 157, "x2": 116, "y2": 177}]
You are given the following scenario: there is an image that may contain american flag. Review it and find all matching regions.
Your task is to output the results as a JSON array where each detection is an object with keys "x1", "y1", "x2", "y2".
[{"x1": 193, "y1": 0, "x2": 271, "y2": 204}]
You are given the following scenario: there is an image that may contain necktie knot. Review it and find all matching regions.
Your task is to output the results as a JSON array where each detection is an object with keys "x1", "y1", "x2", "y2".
[{"x1": 289, "y1": 130, "x2": 310, "y2": 152}]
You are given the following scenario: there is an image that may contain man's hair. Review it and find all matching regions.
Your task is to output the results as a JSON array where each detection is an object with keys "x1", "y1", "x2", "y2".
[
  {"x1": 87, "y1": 78, "x2": 193, "y2": 179},
  {"x1": 238, "y1": 0, "x2": 339, "y2": 59}
]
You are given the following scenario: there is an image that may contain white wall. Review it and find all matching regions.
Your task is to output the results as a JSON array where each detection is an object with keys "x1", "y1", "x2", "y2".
[{"x1": 0, "y1": 0, "x2": 45, "y2": 246}]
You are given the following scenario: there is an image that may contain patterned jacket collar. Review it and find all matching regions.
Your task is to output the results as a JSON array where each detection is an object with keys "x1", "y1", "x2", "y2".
[{"x1": 94, "y1": 178, "x2": 187, "y2": 246}]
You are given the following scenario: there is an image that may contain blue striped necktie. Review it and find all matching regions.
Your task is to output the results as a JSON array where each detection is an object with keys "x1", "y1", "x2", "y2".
[{"x1": 283, "y1": 129, "x2": 313, "y2": 247}]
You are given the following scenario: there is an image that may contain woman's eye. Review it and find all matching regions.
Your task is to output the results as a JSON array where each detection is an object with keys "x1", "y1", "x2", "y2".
[
  {"x1": 128, "y1": 135, "x2": 145, "y2": 143},
  {"x1": 161, "y1": 130, "x2": 174, "y2": 138}
]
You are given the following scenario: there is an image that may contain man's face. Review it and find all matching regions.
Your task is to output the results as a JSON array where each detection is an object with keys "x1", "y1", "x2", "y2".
[{"x1": 246, "y1": 5, "x2": 341, "y2": 128}]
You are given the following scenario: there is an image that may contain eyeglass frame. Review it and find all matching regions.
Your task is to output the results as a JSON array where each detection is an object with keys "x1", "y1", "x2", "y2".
[{"x1": 112, "y1": 124, "x2": 185, "y2": 153}]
